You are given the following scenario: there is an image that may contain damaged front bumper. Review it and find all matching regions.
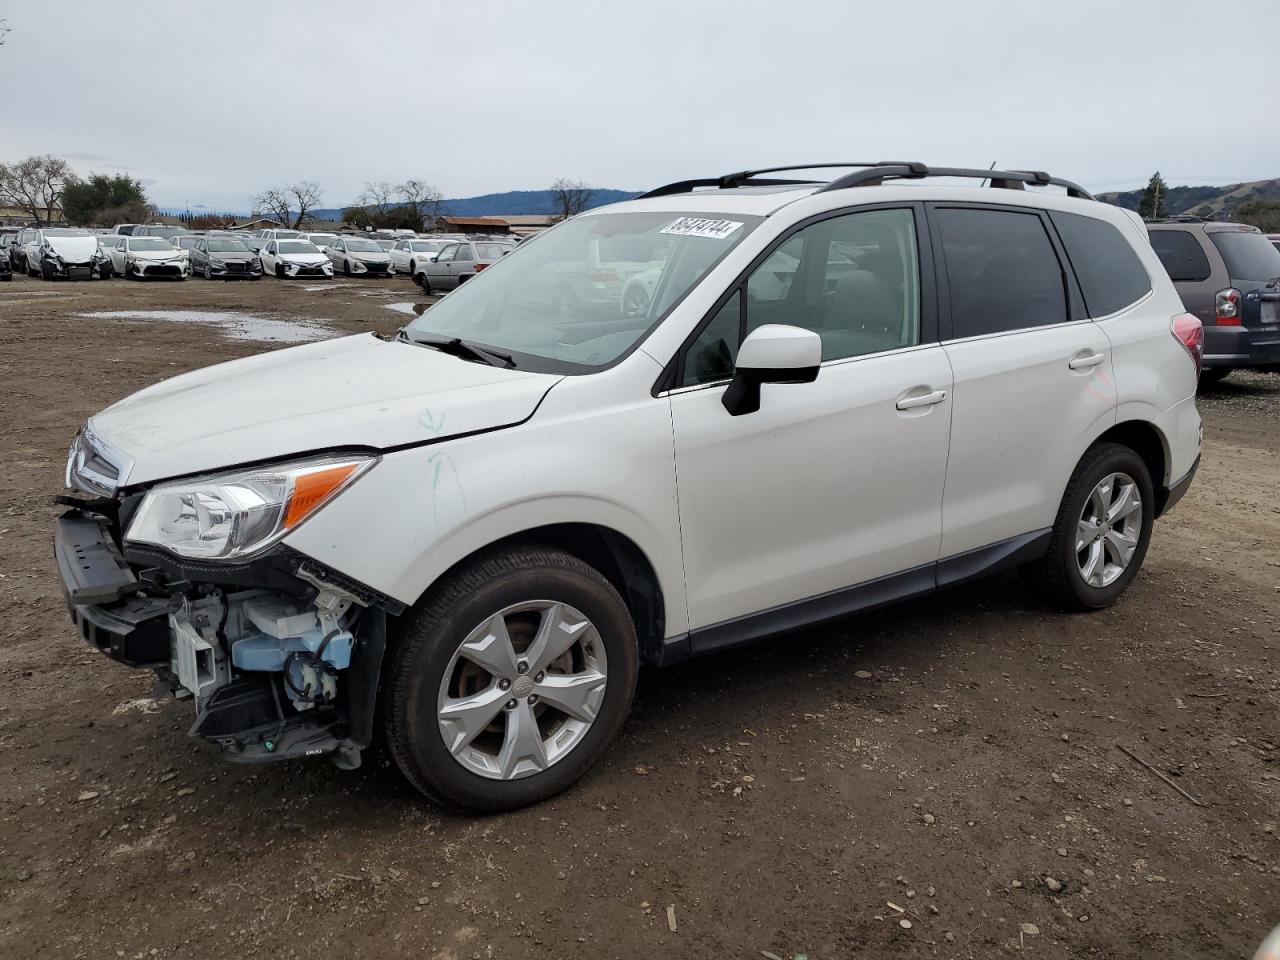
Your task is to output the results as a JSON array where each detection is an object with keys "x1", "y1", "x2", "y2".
[{"x1": 54, "y1": 506, "x2": 398, "y2": 768}]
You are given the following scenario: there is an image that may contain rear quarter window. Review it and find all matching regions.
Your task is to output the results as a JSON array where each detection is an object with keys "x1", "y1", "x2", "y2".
[
  {"x1": 1148, "y1": 230, "x2": 1211, "y2": 283},
  {"x1": 1050, "y1": 212, "x2": 1151, "y2": 317},
  {"x1": 1209, "y1": 230, "x2": 1280, "y2": 283}
]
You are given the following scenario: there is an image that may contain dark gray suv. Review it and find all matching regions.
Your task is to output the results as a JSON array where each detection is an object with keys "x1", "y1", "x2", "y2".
[{"x1": 1147, "y1": 219, "x2": 1280, "y2": 382}]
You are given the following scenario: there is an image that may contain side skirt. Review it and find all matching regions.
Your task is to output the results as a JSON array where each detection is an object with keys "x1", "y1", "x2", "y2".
[{"x1": 657, "y1": 529, "x2": 1052, "y2": 666}]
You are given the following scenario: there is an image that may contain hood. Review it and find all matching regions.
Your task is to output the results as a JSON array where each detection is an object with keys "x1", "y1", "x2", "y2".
[
  {"x1": 281, "y1": 252, "x2": 327, "y2": 264},
  {"x1": 45, "y1": 236, "x2": 100, "y2": 261},
  {"x1": 90, "y1": 333, "x2": 561, "y2": 485},
  {"x1": 131, "y1": 249, "x2": 185, "y2": 262},
  {"x1": 207, "y1": 250, "x2": 257, "y2": 262},
  {"x1": 352, "y1": 251, "x2": 390, "y2": 262}
]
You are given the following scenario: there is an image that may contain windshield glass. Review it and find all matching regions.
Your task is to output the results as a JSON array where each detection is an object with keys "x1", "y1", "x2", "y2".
[
  {"x1": 411, "y1": 241, "x2": 440, "y2": 252},
  {"x1": 272, "y1": 230, "x2": 301, "y2": 239},
  {"x1": 207, "y1": 238, "x2": 249, "y2": 253},
  {"x1": 278, "y1": 241, "x2": 318, "y2": 254},
  {"x1": 476, "y1": 242, "x2": 512, "y2": 260},
  {"x1": 130, "y1": 238, "x2": 174, "y2": 251},
  {"x1": 307, "y1": 234, "x2": 336, "y2": 245},
  {"x1": 405, "y1": 211, "x2": 762, "y2": 370},
  {"x1": 1210, "y1": 230, "x2": 1280, "y2": 282},
  {"x1": 345, "y1": 239, "x2": 383, "y2": 253},
  {"x1": 45, "y1": 229, "x2": 92, "y2": 237}
]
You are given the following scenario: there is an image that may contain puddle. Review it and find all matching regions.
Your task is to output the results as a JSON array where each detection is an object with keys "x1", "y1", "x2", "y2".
[
  {"x1": 76, "y1": 310, "x2": 338, "y2": 343},
  {"x1": 301, "y1": 282, "x2": 358, "y2": 292},
  {"x1": 385, "y1": 302, "x2": 430, "y2": 317}
]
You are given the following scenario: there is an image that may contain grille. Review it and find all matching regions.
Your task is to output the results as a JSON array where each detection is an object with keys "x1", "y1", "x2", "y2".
[{"x1": 146, "y1": 264, "x2": 182, "y2": 277}]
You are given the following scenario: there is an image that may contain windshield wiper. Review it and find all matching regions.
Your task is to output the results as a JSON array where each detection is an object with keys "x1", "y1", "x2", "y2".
[{"x1": 398, "y1": 330, "x2": 515, "y2": 368}]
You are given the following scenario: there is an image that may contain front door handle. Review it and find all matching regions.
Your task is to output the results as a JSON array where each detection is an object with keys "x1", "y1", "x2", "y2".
[
  {"x1": 896, "y1": 389, "x2": 948, "y2": 411},
  {"x1": 1069, "y1": 351, "x2": 1105, "y2": 370}
]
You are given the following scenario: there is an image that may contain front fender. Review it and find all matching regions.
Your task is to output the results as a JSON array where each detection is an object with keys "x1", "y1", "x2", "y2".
[{"x1": 282, "y1": 387, "x2": 688, "y2": 636}]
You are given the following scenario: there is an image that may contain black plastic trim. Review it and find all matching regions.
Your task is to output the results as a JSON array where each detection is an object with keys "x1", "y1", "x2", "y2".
[
  {"x1": 1156, "y1": 455, "x2": 1199, "y2": 518},
  {"x1": 658, "y1": 529, "x2": 1054, "y2": 665}
]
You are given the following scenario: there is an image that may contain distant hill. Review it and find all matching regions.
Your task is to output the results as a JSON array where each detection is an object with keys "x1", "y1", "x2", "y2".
[
  {"x1": 1098, "y1": 178, "x2": 1280, "y2": 218},
  {"x1": 166, "y1": 187, "x2": 639, "y2": 222}
]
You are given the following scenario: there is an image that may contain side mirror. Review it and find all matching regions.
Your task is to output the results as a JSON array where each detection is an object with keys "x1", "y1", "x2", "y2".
[{"x1": 721, "y1": 324, "x2": 821, "y2": 416}]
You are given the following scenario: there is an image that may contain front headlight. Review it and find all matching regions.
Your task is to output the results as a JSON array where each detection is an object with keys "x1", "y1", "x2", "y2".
[{"x1": 125, "y1": 455, "x2": 376, "y2": 561}]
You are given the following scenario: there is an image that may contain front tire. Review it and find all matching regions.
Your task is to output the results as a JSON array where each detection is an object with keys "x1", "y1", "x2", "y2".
[
  {"x1": 1032, "y1": 442, "x2": 1154, "y2": 611},
  {"x1": 385, "y1": 546, "x2": 639, "y2": 812}
]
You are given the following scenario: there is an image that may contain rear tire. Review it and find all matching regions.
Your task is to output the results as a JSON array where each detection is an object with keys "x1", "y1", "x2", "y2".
[
  {"x1": 1199, "y1": 367, "x2": 1232, "y2": 387},
  {"x1": 1030, "y1": 442, "x2": 1154, "y2": 611},
  {"x1": 385, "y1": 546, "x2": 638, "y2": 812}
]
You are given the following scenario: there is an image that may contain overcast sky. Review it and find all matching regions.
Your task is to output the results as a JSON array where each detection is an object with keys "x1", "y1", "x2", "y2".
[{"x1": 3, "y1": 0, "x2": 1277, "y2": 211}]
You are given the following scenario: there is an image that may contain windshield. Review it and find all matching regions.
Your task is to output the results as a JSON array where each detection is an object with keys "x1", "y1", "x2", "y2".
[
  {"x1": 375, "y1": 239, "x2": 396, "y2": 249},
  {"x1": 1210, "y1": 230, "x2": 1280, "y2": 283},
  {"x1": 130, "y1": 238, "x2": 175, "y2": 251},
  {"x1": 476, "y1": 242, "x2": 512, "y2": 260},
  {"x1": 272, "y1": 230, "x2": 301, "y2": 239},
  {"x1": 345, "y1": 239, "x2": 383, "y2": 253},
  {"x1": 45, "y1": 229, "x2": 92, "y2": 238},
  {"x1": 143, "y1": 226, "x2": 186, "y2": 238},
  {"x1": 405, "y1": 211, "x2": 761, "y2": 370},
  {"x1": 207, "y1": 238, "x2": 249, "y2": 253},
  {"x1": 278, "y1": 241, "x2": 318, "y2": 254},
  {"x1": 411, "y1": 241, "x2": 440, "y2": 252},
  {"x1": 307, "y1": 234, "x2": 336, "y2": 245}
]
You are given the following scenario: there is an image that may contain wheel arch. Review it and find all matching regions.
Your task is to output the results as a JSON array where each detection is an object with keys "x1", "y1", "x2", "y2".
[
  {"x1": 408, "y1": 522, "x2": 669, "y2": 665},
  {"x1": 1089, "y1": 418, "x2": 1171, "y2": 510}
]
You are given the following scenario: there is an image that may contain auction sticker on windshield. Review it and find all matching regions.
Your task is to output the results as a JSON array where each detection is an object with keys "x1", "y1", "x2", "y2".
[{"x1": 660, "y1": 217, "x2": 744, "y2": 240}]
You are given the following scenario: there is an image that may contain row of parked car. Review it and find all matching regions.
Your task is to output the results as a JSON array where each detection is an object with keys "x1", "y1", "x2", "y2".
[{"x1": 0, "y1": 223, "x2": 520, "y2": 289}]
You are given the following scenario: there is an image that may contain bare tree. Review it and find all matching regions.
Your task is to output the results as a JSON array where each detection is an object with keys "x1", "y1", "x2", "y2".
[
  {"x1": 549, "y1": 178, "x2": 594, "y2": 220},
  {"x1": 0, "y1": 155, "x2": 74, "y2": 225},
  {"x1": 251, "y1": 181, "x2": 323, "y2": 229},
  {"x1": 0, "y1": 18, "x2": 10, "y2": 47},
  {"x1": 356, "y1": 181, "x2": 397, "y2": 221},
  {"x1": 398, "y1": 179, "x2": 443, "y2": 229}
]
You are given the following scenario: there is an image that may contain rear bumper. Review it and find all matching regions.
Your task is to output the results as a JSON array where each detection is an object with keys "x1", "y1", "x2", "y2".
[{"x1": 1202, "y1": 324, "x2": 1280, "y2": 368}]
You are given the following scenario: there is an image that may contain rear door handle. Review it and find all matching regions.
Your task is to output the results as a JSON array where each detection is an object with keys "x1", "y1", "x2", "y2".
[
  {"x1": 1069, "y1": 352, "x2": 1105, "y2": 370},
  {"x1": 896, "y1": 389, "x2": 948, "y2": 410}
]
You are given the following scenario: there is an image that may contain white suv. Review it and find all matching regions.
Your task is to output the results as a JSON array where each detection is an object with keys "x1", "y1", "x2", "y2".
[{"x1": 55, "y1": 163, "x2": 1202, "y2": 811}]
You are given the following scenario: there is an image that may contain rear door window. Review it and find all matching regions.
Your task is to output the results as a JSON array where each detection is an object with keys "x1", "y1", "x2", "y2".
[
  {"x1": 1209, "y1": 230, "x2": 1280, "y2": 283},
  {"x1": 1050, "y1": 212, "x2": 1152, "y2": 317},
  {"x1": 935, "y1": 207, "x2": 1069, "y2": 337},
  {"x1": 1148, "y1": 230, "x2": 1211, "y2": 282}
]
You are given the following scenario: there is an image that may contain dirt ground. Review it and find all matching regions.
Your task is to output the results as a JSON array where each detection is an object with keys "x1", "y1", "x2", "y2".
[{"x1": 0, "y1": 270, "x2": 1276, "y2": 960}]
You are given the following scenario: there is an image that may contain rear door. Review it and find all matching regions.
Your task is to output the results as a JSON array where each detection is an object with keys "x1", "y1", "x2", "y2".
[
  {"x1": 450, "y1": 243, "x2": 475, "y2": 285},
  {"x1": 930, "y1": 203, "x2": 1116, "y2": 560}
]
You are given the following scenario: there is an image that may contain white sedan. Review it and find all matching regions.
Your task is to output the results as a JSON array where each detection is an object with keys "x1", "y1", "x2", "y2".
[
  {"x1": 259, "y1": 239, "x2": 333, "y2": 279},
  {"x1": 106, "y1": 236, "x2": 190, "y2": 280},
  {"x1": 325, "y1": 237, "x2": 395, "y2": 277},
  {"x1": 388, "y1": 238, "x2": 447, "y2": 277}
]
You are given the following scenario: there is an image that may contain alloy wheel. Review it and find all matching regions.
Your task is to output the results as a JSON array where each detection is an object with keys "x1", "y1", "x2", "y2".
[
  {"x1": 1075, "y1": 472, "x2": 1141, "y2": 588},
  {"x1": 436, "y1": 600, "x2": 608, "y2": 780}
]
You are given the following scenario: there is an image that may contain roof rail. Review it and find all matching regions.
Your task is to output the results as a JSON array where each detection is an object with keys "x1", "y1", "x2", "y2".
[
  {"x1": 638, "y1": 162, "x2": 898, "y2": 199},
  {"x1": 818, "y1": 164, "x2": 1095, "y2": 200},
  {"x1": 639, "y1": 162, "x2": 1095, "y2": 201}
]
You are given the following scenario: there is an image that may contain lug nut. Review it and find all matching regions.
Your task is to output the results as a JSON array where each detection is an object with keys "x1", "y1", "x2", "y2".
[
  {"x1": 517, "y1": 661, "x2": 529, "y2": 675},
  {"x1": 528, "y1": 694, "x2": 538, "y2": 705},
  {"x1": 505, "y1": 698, "x2": 518, "y2": 710},
  {"x1": 534, "y1": 672, "x2": 544, "y2": 683},
  {"x1": 498, "y1": 679, "x2": 511, "y2": 691}
]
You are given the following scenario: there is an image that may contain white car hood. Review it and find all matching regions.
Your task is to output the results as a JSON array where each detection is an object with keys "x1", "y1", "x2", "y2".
[
  {"x1": 352, "y1": 251, "x2": 390, "y2": 262},
  {"x1": 280, "y1": 252, "x2": 328, "y2": 265},
  {"x1": 46, "y1": 237, "x2": 100, "y2": 260},
  {"x1": 130, "y1": 249, "x2": 185, "y2": 262},
  {"x1": 90, "y1": 333, "x2": 561, "y2": 485}
]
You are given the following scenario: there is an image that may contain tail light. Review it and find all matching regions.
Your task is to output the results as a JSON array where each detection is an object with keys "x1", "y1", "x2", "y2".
[
  {"x1": 1214, "y1": 287, "x2": 1242, "y2": 326},
  {"x1": 586, "y1": 269, "x2": 620, "y2": 284},
  {"x1": 1171, "y1": 312, "x2": 1203, "y2": 378},
  {"x1": 473, "y1": 262, "x2": 488, "y2": 272}
]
